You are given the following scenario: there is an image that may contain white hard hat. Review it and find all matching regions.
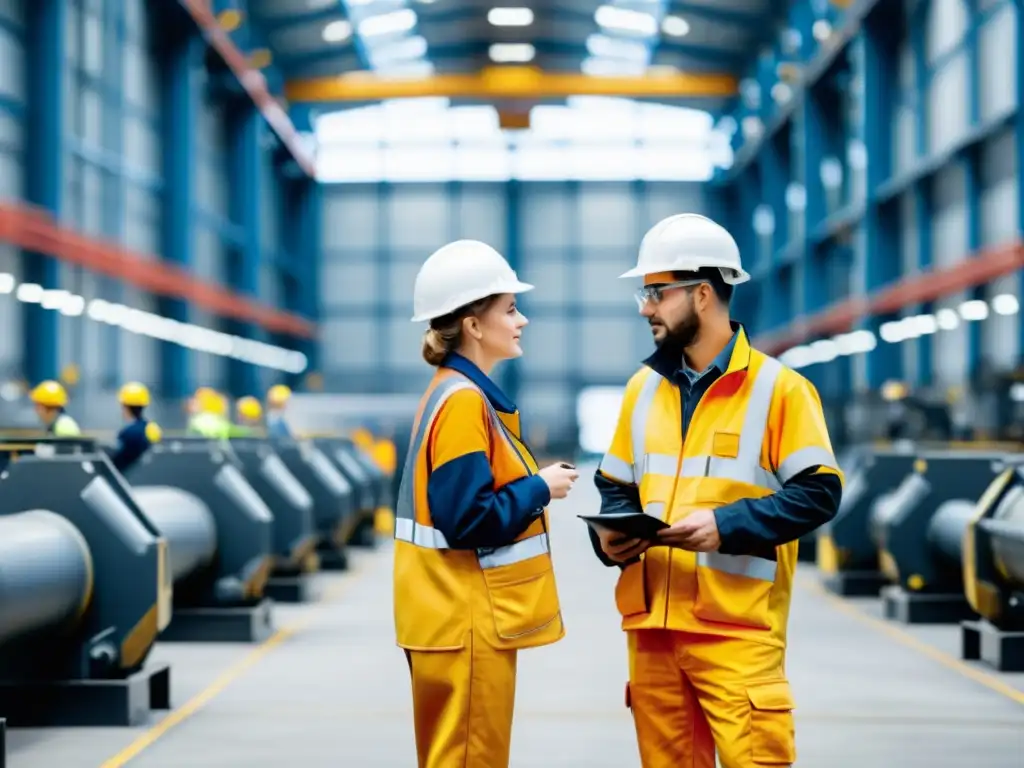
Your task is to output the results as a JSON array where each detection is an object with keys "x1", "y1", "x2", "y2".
[
  {"x1": 412, "y1": 240, "x2": 534, "y2": 322},
  {"x1": 620, "y1": 213, "x2": 750, "y2": 285}
]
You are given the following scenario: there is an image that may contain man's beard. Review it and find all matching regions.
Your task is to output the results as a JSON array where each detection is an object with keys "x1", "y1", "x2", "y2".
[{"x1": 653, "y1": 313, "x2": 700, "y2": 357}]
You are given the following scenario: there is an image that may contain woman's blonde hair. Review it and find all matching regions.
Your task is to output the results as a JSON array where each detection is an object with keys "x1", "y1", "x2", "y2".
[{"x1": 421, "y1": 295, "x2": 500, "y2": 366}]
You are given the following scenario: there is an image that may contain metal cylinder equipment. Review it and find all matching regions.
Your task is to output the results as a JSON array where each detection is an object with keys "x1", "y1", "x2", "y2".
[
  {"x1": 132, "y1": 487, "x2": 218, "y2": 583},
  {"x1": 0, "y1": 510, "x2": 93, "y2": 646}
]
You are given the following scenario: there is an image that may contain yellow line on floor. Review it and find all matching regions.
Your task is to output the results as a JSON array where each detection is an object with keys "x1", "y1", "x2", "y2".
[
  {"x1": 799, "y1": 576, "x2": 1024, "y2": 707},
  {"x1": 100, "y1": 560, "x2": 376, "y2": 768}
]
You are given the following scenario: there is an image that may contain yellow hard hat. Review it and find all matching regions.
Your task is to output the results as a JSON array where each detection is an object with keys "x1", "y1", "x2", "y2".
[
  {"x1": 267, "y1": 384, "x2": 292, "y2": 407},
  {"x1": 145, "y1": 422, "x2": 163, "y2": 444},
  {"x1": 119, "y1": 382, "x2": 150, "y2": 407},
  {"x1": 351, "y1": 427, "x2": 374, "y2": 449},
  {"x1": 194, "y1": 387, "x2": 226, "y2": 415},
  {"x1": 30, "y1": 380, "x2": 68, "y2": 408},
  {"x1": 237, "y1": 396, "x2": 262, "y2": 421}
]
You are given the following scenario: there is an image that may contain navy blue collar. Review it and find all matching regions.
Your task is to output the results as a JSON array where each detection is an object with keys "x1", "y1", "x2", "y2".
[
  {"x1": 643, "y1": 321, "x2": 743, "y2": 381},
  {"x1": 441, "y1": 353, "x2": 518, "y2": 414}
]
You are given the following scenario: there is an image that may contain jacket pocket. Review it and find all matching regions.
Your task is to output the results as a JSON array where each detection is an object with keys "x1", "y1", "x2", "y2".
[
  {"x1": 693, "y1": 552, "x2": 775, "y2": 630},
  {"x1": 615, "y1": 559, "x2": 649, "y2": 617},
  {"x1": 481, "y1": 554, "x2": 561, "y2": 640},
  {"x1": 746, "y1": 679, "x2": 796, "y2": 765}
]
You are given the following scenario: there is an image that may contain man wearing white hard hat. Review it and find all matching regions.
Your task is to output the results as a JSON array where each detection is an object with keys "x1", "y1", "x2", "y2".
[
  {"x1": 588, "y1": 214, "x2": 843, "y2": 768},
  {"x1": 393, "y1": 239, "x2": 579, "y2": 768}
]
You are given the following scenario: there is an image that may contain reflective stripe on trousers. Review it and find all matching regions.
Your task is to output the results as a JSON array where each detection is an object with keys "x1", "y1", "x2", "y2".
[{"x1": 393, "y1": 376, "x2": 549, "y2": 569}]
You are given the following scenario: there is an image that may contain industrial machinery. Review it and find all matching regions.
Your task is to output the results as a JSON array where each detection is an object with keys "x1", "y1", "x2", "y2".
[
  {"x1": 871, "y1": 450, "x2": 1006, "y2": 624},
  {"x1": 0, "y1": 440, "x2": 171, "y2": 726},
  {"x1": 960, "y1": 462, "x2": 1024, "y2": 671},
  {"x1": 271, "y1": 438, "x2": 356, "y2": 570},
  {"x1": 817, "y1": 447, "x2": 919, "y2": 595},
  {"x1": 315, "y1": 436, "x2": 389, "y2": 547},
  {"x1": 223, "y1": 437, "x2": 320, "y2": 603},
  {"x1": 124, "y1": 437, "x2": 275, "y2": 642}
]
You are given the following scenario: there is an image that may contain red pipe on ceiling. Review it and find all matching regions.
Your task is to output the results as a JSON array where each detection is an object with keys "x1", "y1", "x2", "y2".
[
  {"x1": 753, "y1": 241, "x2": 1024, "y2": 356},
  {"x1": 0, "y1": 202, "x2": 317, "y2": 339},
  {"x1": 180, "y1": 0, "x2": 317, "y2": 178}
]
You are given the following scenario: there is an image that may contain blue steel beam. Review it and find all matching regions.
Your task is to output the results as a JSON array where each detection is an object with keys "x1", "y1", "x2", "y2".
[
  {"x1": 502, "y1": 180, "x2": 522, "y2": 405},
  {"x1": 861, "y1": 5, "x2": 902, "y2": 388},
  {"x1": 1018, "y1": 0, "x2": 1024, "y2": 359},
  {"x1": 159, "y1": 15, "x2": 201, "y2": 399},
  {"x1": 101, "y1": 0, "x2": 125, "y2": 390},
  {"x1": 964, "y1": 0, "x2": 983, "y2": 380},
  {"x1": 298, "y1": 177, "x2": 323, "y2": 377},
  {"x1": 23, "y1": 0, "x2": 66, "y2": 385},
  {"x1": 226, "y1": 100, "x2": 262, "y2": 397},
  {"x1": 911, "y1": 1, "x2": 933, "y2": 387}
]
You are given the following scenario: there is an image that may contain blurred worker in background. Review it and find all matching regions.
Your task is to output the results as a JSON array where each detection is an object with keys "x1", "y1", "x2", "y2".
[
  {"x1": 187, "y1": 386, "x2": 231, "y2": 439},
  {"x1": 109, "y1": 382, "x2": 161, "y2": 473},
  {"x1": 232, "y1": 396, "x2": 264, "y2": 437},
  {"x1": 30, "y1": 380, "x2": 81, "y2": 436},
  {"x1": 265, "y1": 384, "x2": 292, "y2": 438},
  {"x1": 394, "y1": 239, "x2": 579, "y2": 768},
  {"x1": 591, "y1": 214, "x2": 843, "y2": 768}
]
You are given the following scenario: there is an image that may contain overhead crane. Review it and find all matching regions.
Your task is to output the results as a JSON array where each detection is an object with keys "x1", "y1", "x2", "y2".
[{"x1": 284, "y1": 66, "x2": 739, "y2": 103}]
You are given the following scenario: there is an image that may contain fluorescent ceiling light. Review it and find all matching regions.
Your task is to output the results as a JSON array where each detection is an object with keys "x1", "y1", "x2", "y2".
[
  {"x1": 585, "y1": 34, "x2": 648, "y2": 62},
  {"x1": 581, "y1": 57, "x2": 646, "y2": 77},
  {"x1": 488, "y1": 7, "x2": 534, "y2": 26},
  {"x1": 322, "y1": 20, "x2": 353, "y2": 43},
  {"x1": 489, "y1": 43, "x2": 535, "y2": 63},
  {"x1": 371, "y1": 35, "x2": 429, "y2": 66},
  {"x1": 359, "y1": 9, "x2": 418, "y2": 37},
  {"x1": 661, "y1": 15, "x2": 690, "y2": 37},
  {"x1": 594, "y1": 5, "x2": 658, "y2": 36}
]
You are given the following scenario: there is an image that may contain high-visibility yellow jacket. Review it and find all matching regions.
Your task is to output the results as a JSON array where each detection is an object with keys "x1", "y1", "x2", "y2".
[
  {"x1": 393, "y1": 353, "x2": 564, "y2": 652},
  {"x1": 49, "y1": 412, "x2": 81, "y2": 437},
  {"x1": 597, "y1": 325, "x2": 842, "y2": 648}
]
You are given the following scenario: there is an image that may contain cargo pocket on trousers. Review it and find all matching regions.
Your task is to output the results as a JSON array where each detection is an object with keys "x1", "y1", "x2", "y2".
[
  {"x1": 482, "y1": 558, "x2": 560, "y2": 640},
  {"x1": 747, "y1": 679, "x2": 796, "y2": 765}
]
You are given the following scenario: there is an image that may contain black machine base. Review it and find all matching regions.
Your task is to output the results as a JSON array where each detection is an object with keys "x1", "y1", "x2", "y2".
[
  {"x1": 961, "y1": 619, "x2": 1024, "y2": 672},
  {"x1": 881, "y1": 585, "x2": 977, "y2": 625},
  {"x1": 160, "y1": 598, "x2": 275, "y2": 643},
  {"x1": 797, "y1": 536, "x2": 817, "y2": 563},
  {"x1": 1, "y1": 717, "x2": 6, "y2": 768},
  {"x1": 265, "y1": 574, "x2": 316, "y2": 603},
  {"x1": 822, "y1": 570, "x2": 887, "y2": 597},
  {"x1": 0, "y1": 662, "x2": 170, "y2": 727},
  {"x1": 318, "y1": 547, "x2": 349, "y2": 572}
]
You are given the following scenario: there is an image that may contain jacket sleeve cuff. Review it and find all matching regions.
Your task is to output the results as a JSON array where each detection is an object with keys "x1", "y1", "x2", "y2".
[
  {"x1": 522, "y1": 474, "x2": 551, "y2": 512},
  {"x1": 713, "y1": 501, "x2": 748, "y2": 555}
]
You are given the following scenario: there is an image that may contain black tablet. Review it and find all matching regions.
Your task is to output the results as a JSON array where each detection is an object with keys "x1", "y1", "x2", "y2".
[{"x1": 578, "y1": 512, "x2": 669, "y2": 541}]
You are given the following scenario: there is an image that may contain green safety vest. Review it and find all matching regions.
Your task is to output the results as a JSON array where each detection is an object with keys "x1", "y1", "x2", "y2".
[
  {"x1": 52, "y1": 413, "x2": 81, "y2": 437},
  {"x1": 187, "y1": 412, "x2": 231, "y2": 439}
]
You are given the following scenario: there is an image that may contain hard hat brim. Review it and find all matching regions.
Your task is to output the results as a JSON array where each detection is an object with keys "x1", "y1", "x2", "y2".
[
  {"x1": 618, "y1": 264, "x2": 752, "y2": 285},
  {"x1": 410, "y1": 279, "x2": 535, "y2": 322}
]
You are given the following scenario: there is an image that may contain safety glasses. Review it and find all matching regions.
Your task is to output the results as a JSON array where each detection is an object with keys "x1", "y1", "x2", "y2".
[{"x1": 634, "y1": 279, "x2": 707, "y2": 309}]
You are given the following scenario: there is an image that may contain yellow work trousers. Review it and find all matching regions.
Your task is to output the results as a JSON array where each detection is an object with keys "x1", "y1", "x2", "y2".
[
  {"x1": 406, "y1": 637, "x2": 518, "y2": 768},
  {"x1": 627, "y1": 629, "x2": 796, "y2": 768}
]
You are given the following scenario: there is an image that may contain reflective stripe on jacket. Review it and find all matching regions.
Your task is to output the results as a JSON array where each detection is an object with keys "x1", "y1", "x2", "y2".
[
  {"x1": 393, "y1": 368, "x2": 564, "y2": 652},
  {"x1": 599, "y1": 326, "x2": 841, "y2": 647}
]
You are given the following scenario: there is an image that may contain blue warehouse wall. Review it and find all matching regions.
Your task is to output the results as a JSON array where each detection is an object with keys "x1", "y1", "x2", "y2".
[
  {"x1": 724, "y1": 0, "x2": 1023, "y2": 428},
  {"x1": 320, "y1": 181, "x2": 707, "y2": 447},
  {"x1": 0, "y1": 0, "x2": 25, "y2": 381}
]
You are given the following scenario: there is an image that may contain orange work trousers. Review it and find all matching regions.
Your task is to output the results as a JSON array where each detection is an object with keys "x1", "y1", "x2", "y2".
[
  {"x1": 405, "y1": 637, "x2": 518, "y2": 768},
  {"x1": 626, "y1": 629, "x2": 796, "y2": 768}
]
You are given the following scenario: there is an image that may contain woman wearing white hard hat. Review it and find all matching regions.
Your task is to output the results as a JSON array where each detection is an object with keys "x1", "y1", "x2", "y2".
[{"x1": 393, "y1": 239, "x2": 578, "y2": 768}]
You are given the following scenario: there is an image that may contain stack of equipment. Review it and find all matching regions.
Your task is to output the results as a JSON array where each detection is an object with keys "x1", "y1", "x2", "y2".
[
  {"x1": 871, "y1": 450, "x2": 1005, "y2": 624},
  {"x1": 817, "y1": 447, "x2": 918, "y2": 595},
  {"x1": 226, "y1": 437, "x2": 320, "y2": 602},
  {"x1": 271, "y1": 438, "x2": 356, "y2": 570},
  {"x1": 0, "y1": 441, "x2": 170, "y2": 726},
  {"x1": 961, "y1": 462, "x2": 1024, "y2": 671},
  {"x1": 124, "y1": 438, "x2": 275, "y2": 642},
  {"x1": 316, "y1": 437, "x2": 385, "y2": 547}
]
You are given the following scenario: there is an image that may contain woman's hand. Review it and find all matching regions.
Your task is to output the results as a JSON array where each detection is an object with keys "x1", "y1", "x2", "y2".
[{"x1": 537, "y1": 462, "x2": 580, "y2": 500}]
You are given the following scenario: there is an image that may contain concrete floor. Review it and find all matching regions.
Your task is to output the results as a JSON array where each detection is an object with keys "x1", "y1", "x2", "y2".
[{"x1": 6, "y1": 474, "x2": 1024, "y2": 767}]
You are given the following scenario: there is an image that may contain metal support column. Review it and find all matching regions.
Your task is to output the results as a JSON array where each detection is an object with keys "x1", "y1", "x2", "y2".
[
  {"x1": 292, "y1": 175, "x2": 322, "y2": 381},
  {"x1": 503, "y1": 179, "x2": 522, "y2": 404},
  {"x1": 159, "y1": 18, "x2": 200, "y2": 399},
  {"x1": 910, "y1": 2, "x2": 934, "y2": 387},
  {"x1": 862, "y1": 6, "x2": 903, "y2": 388},
  {"x1": 802, "y1": 87, "x2": 829, "y2": 394},
  {"x1": 1017, "y1": 0, "x2": 1024, "y2": 356},
  {"x1": 23, "y1": 0, "x2": 67, "y2": 385},
  {"x1": 964, "y1": 0, "x2": 984, "y2": 378},
  {"x1": 226, "y1": 102, "x2": 261, "y2": 397}
]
